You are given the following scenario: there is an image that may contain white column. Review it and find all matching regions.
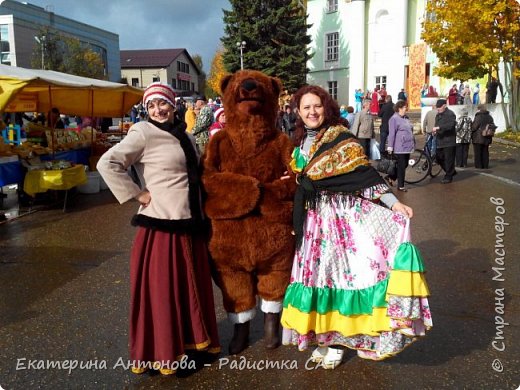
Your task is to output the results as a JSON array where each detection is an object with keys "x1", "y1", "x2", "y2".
[
  {"x1": 396, "y1": 0, "x2": 409, "y2": 91},
  {"x1": 348, "y1": 0, "x2": 366, "y2": 107},
  {"x1": 400, "y1": 0, "x2": 409, "y2": 47}
]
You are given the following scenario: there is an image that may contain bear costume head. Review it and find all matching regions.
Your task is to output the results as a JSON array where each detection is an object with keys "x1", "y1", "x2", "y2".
[{"x1": 219, "y1": 70, "x2": 282, "y2": 155}]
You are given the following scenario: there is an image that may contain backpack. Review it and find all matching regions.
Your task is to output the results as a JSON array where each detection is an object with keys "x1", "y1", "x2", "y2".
[{"x1": 481, "y1": 123, "x2": 496, "y2": 137}]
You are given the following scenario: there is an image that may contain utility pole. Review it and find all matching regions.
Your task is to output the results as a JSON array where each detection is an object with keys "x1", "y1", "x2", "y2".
[
  {"x1": 236, "y1": 41, "x2": 246, "y2": 70},
  {"x1": 34, "y1": 35, "x2": 46, "y2": 69}
]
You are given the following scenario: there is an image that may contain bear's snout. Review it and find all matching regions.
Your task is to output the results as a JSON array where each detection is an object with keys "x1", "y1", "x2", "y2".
[{"x1": 241, "y1": 79, "x2": 258, "y2": 92}]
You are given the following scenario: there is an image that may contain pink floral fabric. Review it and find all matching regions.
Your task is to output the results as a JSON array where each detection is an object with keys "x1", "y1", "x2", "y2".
[{"x1": 282, "y1": 192, "x2": 432, "y2": 359}]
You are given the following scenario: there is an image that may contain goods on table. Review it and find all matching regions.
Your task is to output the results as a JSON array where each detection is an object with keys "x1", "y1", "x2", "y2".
[
  {"x1": 43, "y1": 160, "x2": 72, "y2": 170},
  {"x1": 26, "y1": 122, "x2": 97, "y2": 151}
]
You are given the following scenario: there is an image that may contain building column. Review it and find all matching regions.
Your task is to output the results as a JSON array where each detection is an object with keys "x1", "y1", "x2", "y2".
[
  {"x1": 348, "y1": 0, "x2": 366, "y2": 107},
  {"x1": 400, "y1": 0, "x2": 409, "y2": 47},
  {"x1": 398, "y1": 0, "x2": 409, "y2": 92}
]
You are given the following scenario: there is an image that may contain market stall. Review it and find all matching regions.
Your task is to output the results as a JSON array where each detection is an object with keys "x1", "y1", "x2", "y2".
[
  {"x1": 0, "y1": 64, "x2": 143, "y2": 118},
  {"x1": 0, "y1": 64, "x2": 143, "y2": 209}
]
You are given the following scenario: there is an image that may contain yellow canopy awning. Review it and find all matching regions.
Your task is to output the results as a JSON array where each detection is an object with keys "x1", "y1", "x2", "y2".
[{"x1": 0, "y1": 64, "x2": 143, "y2": 117}]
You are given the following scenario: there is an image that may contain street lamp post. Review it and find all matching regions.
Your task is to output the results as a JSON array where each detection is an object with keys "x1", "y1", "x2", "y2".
[
  {"x1": 236, "y1": 41, "x2": 246, "y2": 70},
  {"x1": 34, "y1": 35, "x2": 46, "y2": 69}
]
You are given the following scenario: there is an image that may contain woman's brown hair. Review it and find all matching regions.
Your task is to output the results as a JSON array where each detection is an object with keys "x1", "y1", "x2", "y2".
[
  {"x1": 393, "y1": 99, "x2": 407, "y2": 112},
  {"x1": 290, "y1": 85, "x2": 348, "y2": 146}
]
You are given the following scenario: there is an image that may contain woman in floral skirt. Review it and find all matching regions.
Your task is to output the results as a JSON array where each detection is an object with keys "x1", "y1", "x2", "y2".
[{"x1": 281, "y1": 85, "x2": 432, "y2": 369}]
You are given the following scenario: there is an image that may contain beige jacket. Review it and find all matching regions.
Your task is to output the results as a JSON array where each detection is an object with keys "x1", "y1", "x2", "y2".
[
  {"x1": 352, "y1": 110, "x2": 375, "y2": 139},
  {"x1": 422, "y1": 108, "x2": 437, "y2": 134},
  {"x1": 97, "y1": 121, "x2": 199, "y2": 221}
]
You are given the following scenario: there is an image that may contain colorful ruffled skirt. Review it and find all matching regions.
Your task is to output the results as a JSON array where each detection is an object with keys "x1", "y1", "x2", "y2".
[{"x1": 281, "y1": 193, "x2": 432, "y2": 360}]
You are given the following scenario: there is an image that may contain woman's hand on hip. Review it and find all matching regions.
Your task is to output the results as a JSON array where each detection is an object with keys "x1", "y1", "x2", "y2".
[
  {"x1": 391, "y1": 201, "x2": 413, "y2": 218},
  {"x1": 135, "y1": 190, "x2": 151, "y2": 207}
]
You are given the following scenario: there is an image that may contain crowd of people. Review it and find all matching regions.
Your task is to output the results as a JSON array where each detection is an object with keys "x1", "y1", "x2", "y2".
[
  {"x1": 436, "y1": 77, "x2": 502, "y2": 107},
  {"x1": 347, "y1": 82, "x2": 497, "y2": 189},
  {"x1": 422, "y1": 101, "x2": 496, "y2": 173}
]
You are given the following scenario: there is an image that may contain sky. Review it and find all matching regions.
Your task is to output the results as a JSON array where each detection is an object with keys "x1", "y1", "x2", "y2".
[{"x1": 25, "y1": 0, "x2": 231, "y2": 72}]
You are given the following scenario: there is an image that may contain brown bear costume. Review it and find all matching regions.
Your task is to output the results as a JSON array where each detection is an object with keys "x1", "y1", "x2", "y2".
[{"x1": 202, "y1": 70, "x2": 296, "y2": 354}]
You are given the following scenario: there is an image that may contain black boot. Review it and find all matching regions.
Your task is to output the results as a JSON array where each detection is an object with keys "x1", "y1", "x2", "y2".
[
  {"x1": 263, "y1": 312, "x2": 281, "y2": 349},
  {"x1": 229, "y1": 321, "x2": 250, "y2": 355}
]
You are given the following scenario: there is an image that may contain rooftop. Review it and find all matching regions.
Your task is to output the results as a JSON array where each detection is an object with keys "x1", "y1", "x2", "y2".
[{"x1": 120, "y1": 48, "x2": 186, "y2": 69}]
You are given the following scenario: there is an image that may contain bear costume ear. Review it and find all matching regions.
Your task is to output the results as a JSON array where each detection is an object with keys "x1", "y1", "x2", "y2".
[
  {"x1": 270, "y1": 76, "x2": 282, "y2": 97},
  {"x1": 220, "y1": 74, "x2": 233, "y2": 95}
]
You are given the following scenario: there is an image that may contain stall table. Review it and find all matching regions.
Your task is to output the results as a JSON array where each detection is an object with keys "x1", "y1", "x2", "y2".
[{"x1": 23, "y1": 164, "x2": 87, "y2": 211}]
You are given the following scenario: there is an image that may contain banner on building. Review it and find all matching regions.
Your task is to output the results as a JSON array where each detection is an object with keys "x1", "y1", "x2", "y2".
[{"x1": 409, "y1": 43, "x2": 427, "y2": 109}]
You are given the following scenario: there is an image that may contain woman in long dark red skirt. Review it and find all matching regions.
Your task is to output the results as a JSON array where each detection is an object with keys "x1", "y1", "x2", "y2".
[{"x1": 98, "y1": 82, "x2": 220, "y2": 375}]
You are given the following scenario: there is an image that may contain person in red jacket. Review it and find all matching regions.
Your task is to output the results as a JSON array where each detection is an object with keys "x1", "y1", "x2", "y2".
[
  {"x1": 448, "y1": 84, "x2": 458, "y2": 105},
  {"x1": 209, "y1": 107, "x2": 225, "y2": 138},
  {"x1": 370, "y1": 87, "x2": 380, "y2": 115}
]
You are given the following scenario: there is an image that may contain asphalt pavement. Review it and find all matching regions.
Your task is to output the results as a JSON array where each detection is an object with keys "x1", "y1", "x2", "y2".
[{"x1": 0, "y1": 139, "x2": 519, "y2": 389}]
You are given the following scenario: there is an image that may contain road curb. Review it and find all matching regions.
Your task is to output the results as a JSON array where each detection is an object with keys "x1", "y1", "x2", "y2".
[{"x1": 493, "y1": 137, "x2": 520, "y2": 147}]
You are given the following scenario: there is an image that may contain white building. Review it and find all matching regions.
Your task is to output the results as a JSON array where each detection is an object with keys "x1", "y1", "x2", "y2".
[
  {"x1": 0, "y1": 0, "x2": 120, "y2": 81},
  {"x1": 120, "y1": 49, "x2": 203, "y2": 97},
  {"x1": 306, "y1": 0, "x2": 435, "y2": 108}
]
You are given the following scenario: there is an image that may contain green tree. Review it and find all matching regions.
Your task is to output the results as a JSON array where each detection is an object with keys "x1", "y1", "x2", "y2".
[
  {"x1": 59, "y1": 36, "x2": 105, "y2": 79},
  {"x1": 191, "y1": 53, "x2": 207, "y2": 96},
  {"x1": 221, "y1": 0, "x2": 312, "y2": 93},
  {"x1": 422, "y1": 0, "x2": 520, "y2": 131},
  {"x1": 31, "y1": 27, "x2": 105, "y2": 80}
]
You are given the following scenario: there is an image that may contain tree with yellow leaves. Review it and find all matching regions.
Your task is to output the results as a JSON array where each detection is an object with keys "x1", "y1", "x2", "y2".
[
  {"x1": 422, "y1": 0, "x2": 520, "y2": 131},
  {"x1": 206, "y1": 48, "x2": 228, "y2": 97}
]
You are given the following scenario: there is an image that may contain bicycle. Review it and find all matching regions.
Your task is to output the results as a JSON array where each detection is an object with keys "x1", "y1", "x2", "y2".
[{"x1": 404, "y1": 133, "x2": 442, "y2": 184}]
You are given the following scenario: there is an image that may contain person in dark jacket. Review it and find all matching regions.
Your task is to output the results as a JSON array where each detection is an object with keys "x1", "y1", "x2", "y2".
[
  {"x1": 47, "y1": 107, "x2": 65, "y2": 129},
  {"x1": 432, "y1": 99, "x2": 457, "y2": 183},
  {"x1": 282, "y1": 104, "x2": 297, "y2": 138},
  {"x1": 485, "y1": 77, "x2": 502, "y2": 104},
  {"x1": 471, "y1": 104, "x2": 495, "y2": 169},
  {"x1": 397, "y1": 89, "x2": 407, "y2": 102},
  {"x1": 378, "y1": 95, "x2": 394, "y2": 154}
]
